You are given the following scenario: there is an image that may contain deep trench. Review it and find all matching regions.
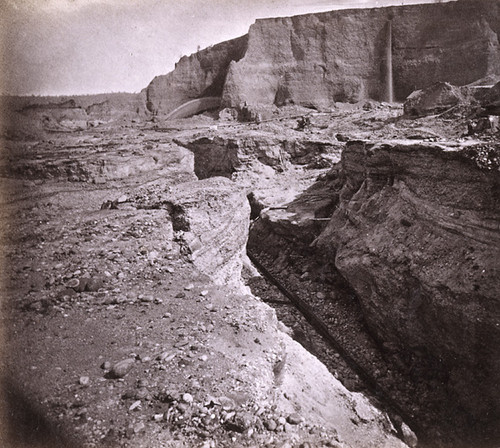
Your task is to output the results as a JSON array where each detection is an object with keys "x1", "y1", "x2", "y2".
[
  {"x1": 180, "y1": 135, "x2": 498, "y2": 448},
  {"x1": 245, "y1": 217, "x2": 495, "y2": 448}
]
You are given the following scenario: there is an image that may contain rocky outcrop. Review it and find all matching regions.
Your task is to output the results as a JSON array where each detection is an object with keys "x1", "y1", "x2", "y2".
[
  {"x1": 224, "y1": 0, "x2": 500, "y2": 108},
  {"x1": 175, "y1": 131, "x2": 342, "y2": 180},
  {"x1": 164, "y1": 177, "x2": 250, "y2": 286},
  {"x1": 313, "y1": 140, "x2": 500, "y2": 441},
  {"x1": 146, "y1": 35, "x2": 247, "y2": 115},
  {"x1": 146, "y1": 0, "x2": 499, "y2": 113}
]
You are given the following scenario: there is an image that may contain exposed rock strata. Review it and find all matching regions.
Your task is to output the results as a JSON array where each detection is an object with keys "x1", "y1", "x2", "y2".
[
  {"x1": 315, "y1": 141, "x2": 500, "y2": 434},
  {"x1": 175, "y1": 131, "x2": 342, "y2": 180},
  {"x1": 224, "y1": 0, "x2": 500, "y2": 107},
  {"x1": 146, "y1": 36, "x2": 247, "y2": 115},
  {"x1": 163, "y1": 177, "x2": 250, "y2": 287},
  {"x1": 147, "y1": 0, "x2": 500, "y2": 113},
  {"x1": 248, "y1": 139, "x2": 500, "y2": 444}
]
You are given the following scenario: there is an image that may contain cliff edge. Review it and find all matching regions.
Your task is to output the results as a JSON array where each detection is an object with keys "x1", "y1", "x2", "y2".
[{"x1": 147, "y1": 0, "x2": 500, "y2": 114}]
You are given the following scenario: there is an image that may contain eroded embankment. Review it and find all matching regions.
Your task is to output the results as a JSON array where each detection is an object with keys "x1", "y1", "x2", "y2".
[
  {"x1": 247, "y1": 139, "x2": 500, "y2": 447},
  {"x1": 1, "y1": 123, "x2": 409, "y2": 448}
]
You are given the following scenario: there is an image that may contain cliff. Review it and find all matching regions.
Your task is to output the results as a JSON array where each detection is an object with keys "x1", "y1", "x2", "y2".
[
  {"x1": 313, "y1": 140, "x2": 500, "y2": 441},
  {"x1": 146, "y1": 35, "x2": 247, "y2": 115},
  {"x1": 146, "y1": 0, "x2": 500, "y2": 114},
  {"x1": 246, "y1": 137, "x2": 500, "y2": 444},
  {"x1": 224, "y1": 0, "x2": 500, "y2": 108}
]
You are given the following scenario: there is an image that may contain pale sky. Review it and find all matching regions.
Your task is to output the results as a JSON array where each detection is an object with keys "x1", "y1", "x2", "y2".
[{"x1": 0, "y1": 0, "x2": 454, "y2": 96}]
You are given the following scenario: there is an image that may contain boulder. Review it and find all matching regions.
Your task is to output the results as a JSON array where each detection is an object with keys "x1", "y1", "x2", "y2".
[{"x1": 403, "y1": 82, "x2": 474, "y2": 117}]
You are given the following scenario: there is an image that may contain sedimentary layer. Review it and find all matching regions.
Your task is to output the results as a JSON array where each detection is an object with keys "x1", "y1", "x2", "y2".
[
  {"x1": 147, "y1": 0, "x2": 500, "y2": 113},
  {"x1": 314, "y1": 140, "x2": 500, "y2": 438}
]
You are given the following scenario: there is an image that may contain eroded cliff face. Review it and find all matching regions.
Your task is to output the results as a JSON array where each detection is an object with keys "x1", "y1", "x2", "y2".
[
  {"x1": 223, "y1": 0, "x2": 500, "y2": 108},
  {"x1": 146, "y1": 35, "x2": 247, "y2": 115},
  {"x1": 314, "y1": 140, "x2": 500, "y2": 439},
  {"x1": 146, "y1": 0, "x2": 500, "y2": 114}
]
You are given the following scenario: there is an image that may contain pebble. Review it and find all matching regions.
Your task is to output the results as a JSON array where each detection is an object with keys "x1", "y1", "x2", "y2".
[
  {"x1": 133, "y1": 422, "x2": 145, "y2": 433},
  {"x1": 109, "y1": 358, "x2": 135, "y2": 378},
  {"x1": 316, "y1": 292, "x2": 326, "y2": 299},
  {"x1": 182, "y1": 393, "x2": 194, "y2": 404},
  {"x1": 101, "y1": 361, "x2": 111, "y2": 370},
  {"x1": 153, "y1": 413, "x2": 164, "y2": 422},
  {"x1": 148, "y1": 250, "x2": 159, "y2": 261},
  {"x1": 65, "y1": 278, "x2": 80, "y2": 289},
  {"x1": 287, "y1": 413, "x2": 304, "y2": 425},
  {"x1": 265, "y1": 419, "x2": 277, "y2": 431},
  {"x1": 200, "y1": 290, "x2": 209, "y2": 296},
  {"x1": 278, "y1": 417, "x2": 287, "y2": 426},
  {"x1": 184, "y1": 283, "x2": 195, "y2": 291},
  {"x1": 129, "y1": 400, "x2": 142, "y2": 411},
  {"x1": 79, "y1": 376, "x2": 90, "y2": 386}
]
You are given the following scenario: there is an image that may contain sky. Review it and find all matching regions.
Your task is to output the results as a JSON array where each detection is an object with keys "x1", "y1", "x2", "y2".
[{"x1": 0, "y1": 0, "x2": 453, "y2": 96}]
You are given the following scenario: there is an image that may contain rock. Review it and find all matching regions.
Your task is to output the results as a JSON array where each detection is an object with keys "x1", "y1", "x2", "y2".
[
  {"x1": 135, "y1": 387, "x2": 149, "y2": 399},
  {"x1": 265, "y1": 419, "x2": 277, "y2": 431},
  {"x1": 148, "y1": 250, "x2": 159, "y2": 261},
  {"x1": 133, "y1": 421, "x2": 145, "y2": 433},
  {"x1": 217, "y1": 396, "x2": 235, "y2": 411},
  {"x1": 101, "y1": 361, "x2": 111, "y2": 370},
  {"x1": 403, "y1": 82, "x2": 473, "y2": 117},
  {"x1": 129, "y1": 400, "x2": 141, "y2": 411},
  {"x1": 109, "y1": 358, "x2": 135, "y2": 378},
  {"x1": 153, "y1": 413, "x2": 164, "y2": 422},
  {"x1": 313, "y1": 140, "x2": 500, "y2": 434},
  {"x1": 79, "y1": 376, "x2": 90, "y2": 386},
  {"x1": 287, "y1": 413, "x2": 304, "y2": 425},
  {"x1": 223, "y1": 1, "x2": 500, "y2": 108},
  {"x1": 85, "y1": 276, "x2": 104, "y2": 292},
  {"x1": 65, "y1": 278, "x2": 80, "y2": 289},
  {"x1": 401, "y1": 422, "x2": 418, "y2": 448},
  {"x1": 225, "y1": 412, "x2": 254, "y2": 433},
  {"x1": 147, "y1": 2, "x2": 500, "y2": 111},
  {"x1": 182, "y1": 393, "x2": 194, "y2": 404},
  {"x1": 146, "y1": 35, "x2": 248, "y2": 115}
]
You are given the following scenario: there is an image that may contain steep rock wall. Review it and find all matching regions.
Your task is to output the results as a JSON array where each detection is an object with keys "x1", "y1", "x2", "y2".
[
  {"x1": 146, "y1": 35, "x2": 247, "y2": 115},
  {"x1": 314, "y1": 141, "x2": 500, "y2": 439},
  {"x1": 221, "y1": 0, "x2": 500, "y2": 108}
]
